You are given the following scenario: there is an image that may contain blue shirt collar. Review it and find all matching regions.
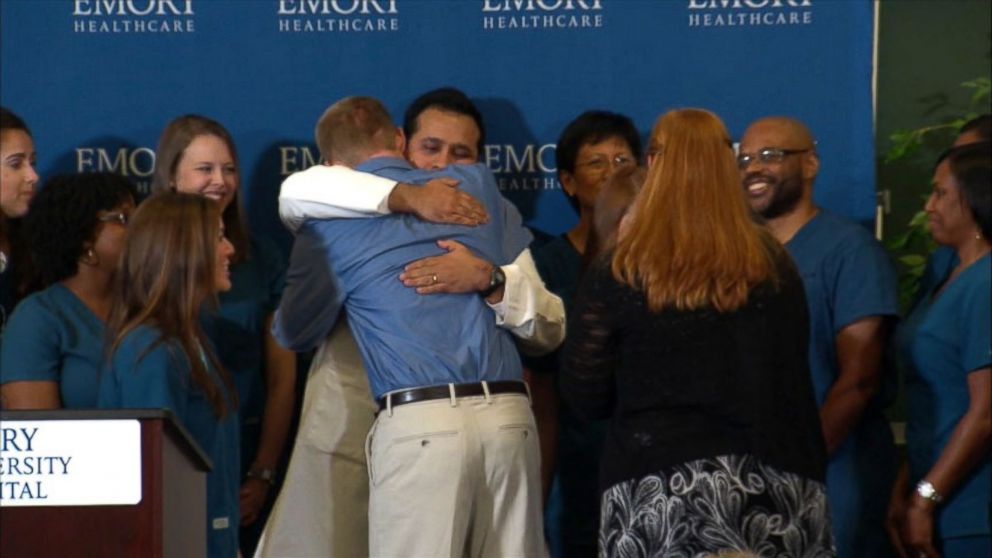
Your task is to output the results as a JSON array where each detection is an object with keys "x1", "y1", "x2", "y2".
[{"x1": 357, "y1": 156, "x2": 412, "y2": 174}]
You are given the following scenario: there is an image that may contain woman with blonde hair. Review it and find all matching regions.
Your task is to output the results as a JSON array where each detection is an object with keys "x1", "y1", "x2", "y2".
[
  {"x1": 153, "y1": 115, "x2": 295, "y2": 555},
  {"x1": 561, "y1": 108, "x2": 833, "y2": 557},
  {"x1": 98, "y1": 192, "x2": 240, "y2": 557}
]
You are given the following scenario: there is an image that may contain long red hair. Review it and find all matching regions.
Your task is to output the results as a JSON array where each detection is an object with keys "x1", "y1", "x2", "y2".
[{"x1": 612, "y1": 108, "x2": 779, "y2": 312}]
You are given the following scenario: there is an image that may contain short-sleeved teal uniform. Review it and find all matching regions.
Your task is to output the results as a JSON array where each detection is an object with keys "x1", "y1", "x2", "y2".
[
  {"x1": 0, "y1": 284, "x2": 103, "y2": 407},
  {"x1": 785, "y1": 210, "x2": 900, "y2": 558},
  {"x1": 98, "y1": 325, "x2": 241, "y2": 558},
  {"x1": 202, "y1": 236, "x2": 285, "y2": 473},
  {"x1": 200, "y1": 236, "x2": 286, "y2": 554},
  {"x1": 897, "y1": 252, "x2": 991, "y2": 552}
]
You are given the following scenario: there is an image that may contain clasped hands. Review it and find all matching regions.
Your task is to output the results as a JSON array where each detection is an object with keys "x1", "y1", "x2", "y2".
[{"x1": 393, "y1": 178, "x2": 497, "y2": 298}]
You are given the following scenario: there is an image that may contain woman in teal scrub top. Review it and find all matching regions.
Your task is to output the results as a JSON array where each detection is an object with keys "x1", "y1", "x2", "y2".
[
  {"x1": 152, "y1": 115, "x2": 295, "y2": 554},
  {"x1": 100, "y1": 192, "x2": 240, "y2": 558},
  {"x1": 889, "y1": 142, "x2": 991, "y2": 558},
  {"x1": 1, "y1": 173, "x2": 135, "y2": 408}
]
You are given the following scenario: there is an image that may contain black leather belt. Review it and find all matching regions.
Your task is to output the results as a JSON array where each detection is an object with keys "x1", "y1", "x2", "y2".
[{"x1": 378, "y1": 381, "x2": 528, "y2": 411}]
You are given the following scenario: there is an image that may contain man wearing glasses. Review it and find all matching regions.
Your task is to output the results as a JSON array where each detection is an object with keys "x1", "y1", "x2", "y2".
[{"x1": 739, "y1": 117, "x2": 899, "y2": 558}]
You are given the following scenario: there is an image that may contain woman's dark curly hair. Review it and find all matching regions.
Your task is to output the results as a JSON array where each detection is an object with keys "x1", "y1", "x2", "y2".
[{"x1": 24, "y1": 173, "x2": 137, "y2": 289}]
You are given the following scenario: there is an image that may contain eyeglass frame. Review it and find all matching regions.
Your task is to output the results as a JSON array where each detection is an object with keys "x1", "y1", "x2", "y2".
[
  {"x1": 575, "y1": 154, "x2": 636, "y2": 174},
  {"x1": 97, "y1": 212, "x2": 130, "y2": 226},
  {"x1": 736, "y1": 147, "x2": 814, "y2": 170}
]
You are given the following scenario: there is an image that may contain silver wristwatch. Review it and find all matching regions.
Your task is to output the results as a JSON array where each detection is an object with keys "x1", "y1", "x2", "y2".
[
  {"x1": 915, "y1": 480, "x2": 943, "y2": 504},
  {"x1": 247, "y1": 465, "x2": 277, "y2": 486},
  {"x1": 480, "y1": 265, "x2": 506, "y2": 298}
]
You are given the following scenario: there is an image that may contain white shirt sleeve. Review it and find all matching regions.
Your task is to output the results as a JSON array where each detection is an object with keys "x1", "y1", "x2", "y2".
[
  {"x1": 277, "y1": 164, "x2": 563, "y2": 352},
  {"x1": 487, "y1": 248, "x2": 565, "y2": 356},
  {"x1": 278, "y1": 164, "x2": 398, "y2": 233}
]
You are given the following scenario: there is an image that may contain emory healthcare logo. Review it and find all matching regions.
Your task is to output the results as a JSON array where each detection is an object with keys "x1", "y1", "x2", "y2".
[
  {"x1": 688, "y1": 0, "x2": 813, "y2": 28},
  {"x1": 76, "y1": 146, "x2": 156, "y2": 195},
  {"x1": 277, "y1": 0, "x2": 400, "y2": 33},
  {"x1": 278, "y1": 143, "x2": 562, "y2": 192},
  {"x1": 280, "y1": 145, "x2": 321, "y2": 176},
  {"x1": 485, "y1": 143, "x2": 560, "y2": 192},
  {"x1": 72, "y1": 0, "x2": 195, "y2": 34},
  {"x1": 482, "y1": 0, "x2": 604, "y2": 31}
]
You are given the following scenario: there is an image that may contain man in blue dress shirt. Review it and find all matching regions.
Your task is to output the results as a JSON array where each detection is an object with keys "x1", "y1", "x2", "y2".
[
  {"x1": 273, "y1": 96, "x2": 547, "y2": 558},
  {"x1": 739, "y1": 117, "x2": 900, "y2": 558}
]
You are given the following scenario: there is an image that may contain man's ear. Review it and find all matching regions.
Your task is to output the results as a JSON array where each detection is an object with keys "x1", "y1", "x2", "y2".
[
  {"x1": 395, "y1": 127, "x2": 406, "y2": 154},
  {"x1": 802, "y1": 151, "x2": 820, "y2": 182},
  {"x1": 559, "y1": 171, "x2": 576, "y2": 197}
]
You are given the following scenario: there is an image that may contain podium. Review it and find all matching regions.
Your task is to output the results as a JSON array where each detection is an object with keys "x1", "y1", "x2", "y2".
[{"x1": 0, "y1": 409, "x2": 211, "y2": 558}]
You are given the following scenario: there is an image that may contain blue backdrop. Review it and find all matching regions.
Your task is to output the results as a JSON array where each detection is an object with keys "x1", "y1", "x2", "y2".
[{"x1": 1, "y1": 0, "x2": 875, "y2": 250}]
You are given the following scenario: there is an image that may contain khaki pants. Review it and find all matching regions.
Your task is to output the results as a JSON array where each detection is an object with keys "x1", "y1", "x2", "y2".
[
  {"x1": 366, "y1": 392, "x2": 547, "y2": 558},
  {"x1": 255, "y1": 320, "x2": 376, "y2": 558}
]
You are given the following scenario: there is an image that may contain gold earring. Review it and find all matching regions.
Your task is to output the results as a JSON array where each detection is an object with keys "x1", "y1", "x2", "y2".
[{"x1": 81, "y1": 248, "x2": 98, "y2": 265}]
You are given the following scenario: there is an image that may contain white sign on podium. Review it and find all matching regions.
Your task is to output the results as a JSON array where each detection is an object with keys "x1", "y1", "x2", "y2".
[{"x1": 0, "y1": 419, "x2": 142, "y2": 507}]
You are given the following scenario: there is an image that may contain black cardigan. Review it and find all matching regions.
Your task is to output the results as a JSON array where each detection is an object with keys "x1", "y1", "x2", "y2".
[{"x1": 561, "y1": 251, "x2": 827, "y2": 491}]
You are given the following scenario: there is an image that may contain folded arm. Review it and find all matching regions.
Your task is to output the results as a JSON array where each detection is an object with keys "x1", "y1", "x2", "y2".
[
  {"x1": 278, "y1": 164, "x2": 486, "y2": 232},
  {"x1": 399, "y1": 242, "x2": 564, "y2": 355}
]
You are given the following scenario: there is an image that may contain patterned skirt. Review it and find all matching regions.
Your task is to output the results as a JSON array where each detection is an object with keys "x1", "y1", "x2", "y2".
[{"x1": 600, "y1": 454, "x2": 836, "y2": 558}]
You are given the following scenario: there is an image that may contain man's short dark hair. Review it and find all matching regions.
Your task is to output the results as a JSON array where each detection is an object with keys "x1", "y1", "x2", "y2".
[
  {"x1": 960, "y1": 114, "x2": 991, "y2": 142},
  {"x1": 555, "y1": 110, "x2": 642, "y2": 175},
  {"x1": 403, "y1": 87, "x2": 485, "y2": 155}
]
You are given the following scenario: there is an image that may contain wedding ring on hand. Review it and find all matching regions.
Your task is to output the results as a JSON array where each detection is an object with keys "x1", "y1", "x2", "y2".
[{"x1": 431, "y1": 273, "x2": 438, "y2": 285}]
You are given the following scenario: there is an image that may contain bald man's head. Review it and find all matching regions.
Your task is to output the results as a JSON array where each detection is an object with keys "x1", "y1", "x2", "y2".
[
  {"x1": 743, "y1": 117, "x2": 816, "y2": 148},
  {"x1": 738, "y1": 116, "x2": 819, "y2": 220}
]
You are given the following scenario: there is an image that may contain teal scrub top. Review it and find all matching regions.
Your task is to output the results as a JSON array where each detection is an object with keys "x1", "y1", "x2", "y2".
[
  {"x1": 98, "y1": 325, "x2": 241, "y2": 558},
  {"x1": 0, "y1": 284, "x2": 103, "y2": 408},
  {"x1": 898, "y1": 252, "x2": 991, "y2": 540},
  {"x1": 202, "y1": 236, "x2": 285, "y2": 473},
  {"x1": 785, "y1": 210, "x2": 900, "y2": 557}
]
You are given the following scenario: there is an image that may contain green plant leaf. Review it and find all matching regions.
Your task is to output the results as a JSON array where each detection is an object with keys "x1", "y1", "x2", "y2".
[
  {"x1": 908, "y1": 210, "x2": 930, "y2": 227},
  {"x1": 899, "y1": 254, "x2": 927, "y2": 267},
  {"x1": 886, "y1": 231, "x2": 911, "y2": 250}
]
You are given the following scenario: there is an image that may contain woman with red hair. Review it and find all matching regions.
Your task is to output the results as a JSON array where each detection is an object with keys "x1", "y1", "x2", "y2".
[{"x1": 562, "y1": 108, "x2": 833, "y2": 557}]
